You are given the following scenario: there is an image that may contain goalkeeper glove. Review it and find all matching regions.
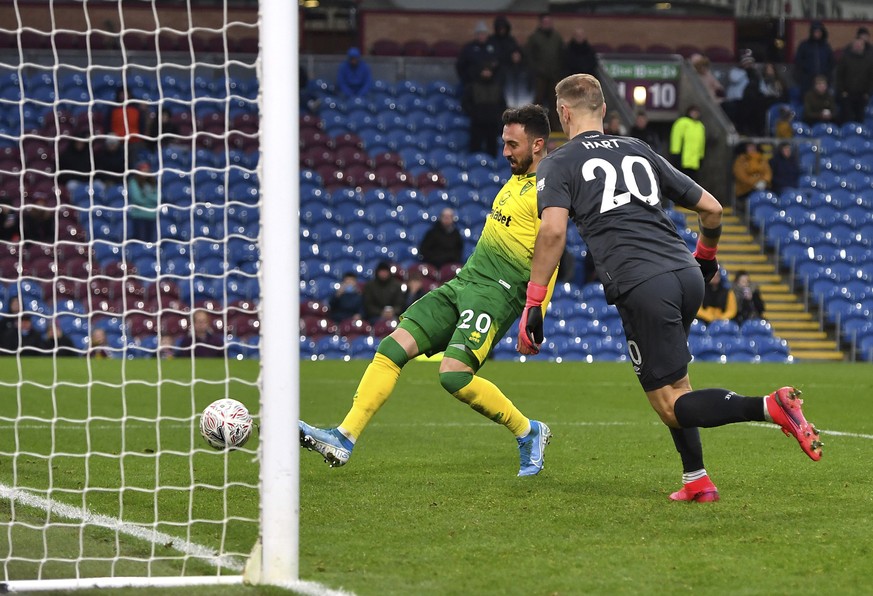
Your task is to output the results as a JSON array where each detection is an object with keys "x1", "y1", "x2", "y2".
[
  {"x1": 693, "y1": 239, "x2": 719, "y2": 283},
  {"x1": 517, "y1": 282, "x2": 547, "y2": 356}
]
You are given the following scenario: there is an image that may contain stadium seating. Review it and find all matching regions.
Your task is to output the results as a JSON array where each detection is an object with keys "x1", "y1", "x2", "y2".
[{"x1": 5, "y1": 61, "x2": 868, "y2": 361}]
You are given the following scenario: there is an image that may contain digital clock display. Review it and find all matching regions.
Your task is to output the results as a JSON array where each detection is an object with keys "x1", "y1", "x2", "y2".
[{"x1": 602, "y1": 61, "x2": 681, "y2": 113}]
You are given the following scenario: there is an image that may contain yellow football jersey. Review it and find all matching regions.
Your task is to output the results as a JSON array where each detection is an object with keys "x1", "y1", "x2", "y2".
[{"x1": 456, "y1": 172, "x2": 541, "y2": 298}]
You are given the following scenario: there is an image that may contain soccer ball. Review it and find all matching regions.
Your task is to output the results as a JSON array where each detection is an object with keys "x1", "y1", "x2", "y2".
[{"x1": 199, "y1": 398, "x2": 254, "y2": 450}]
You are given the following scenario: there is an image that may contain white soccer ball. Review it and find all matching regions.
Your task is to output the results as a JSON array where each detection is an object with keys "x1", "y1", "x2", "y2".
[{"x1": 199, "y1": 398, "x2": 254, "y2": 450}]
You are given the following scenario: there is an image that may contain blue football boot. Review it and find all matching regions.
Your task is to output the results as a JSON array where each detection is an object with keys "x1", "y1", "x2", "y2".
[
  {"x1": 517, "y1": 420, "x2": 551, "y2": 477},
  {"x1": 299, "y1": 420, "x2": 354, "y2": 467}
]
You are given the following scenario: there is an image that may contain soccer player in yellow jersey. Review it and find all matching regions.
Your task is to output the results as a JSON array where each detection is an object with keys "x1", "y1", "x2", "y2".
[{"x1": 299, "y1": 105, "x2": 557, "y2": 476}]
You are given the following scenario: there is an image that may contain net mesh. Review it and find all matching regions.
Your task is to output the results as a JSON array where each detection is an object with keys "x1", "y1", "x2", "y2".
[{"x1": 0, "y1": 0, "x2": 261, "y2": 582}]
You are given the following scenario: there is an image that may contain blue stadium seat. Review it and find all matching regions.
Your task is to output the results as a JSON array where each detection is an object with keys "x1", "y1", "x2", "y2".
[
  {"x1": 315, "y1": 335, "x2": 351, "y2": 359},
  {"x1": 161, "y1": 255, "x2": 191, "y2": 278},
  {"x1": 796, "y1": 223, "x2": 826, "y2": 245},
  {"x1": 819, "y1": 188, "x2": 853, "y2": 209},
  {"x1": 811, "y1": 122, "x2": 840, "y2": 138},
  {"x1": 750, "y1": 203, "x2": 780, "y2": 229},
  {"x1": 707, "y1": 319, "x2": 740, "y2": 339},
  {"x1": 342, "y1": 336, "x2": 375, "y2": 359},
  {"x1": 425, "y1": 148, "x2": 461, "y2": 170},
  {"x1": 840, "y1": 122, "x2": 869, "y2": 137},
  {"x1": 843, "y1": 134, "x2": 873, "y2": 156},
  {"x1": 844, "y1": 205, "x2": 871, "y2": 226},
  {"x1": 824, "y1": 294, "x2": 858, "y2": 323},
  {"x1": 843, "y1": 171, "x2": 871, "y2": 192},
  {"x1": 315, "y1": 238, "x2": 353, "y2": 261},
  {"x1": 740, "y1": 318, "x2": 773, "y2": 338}
]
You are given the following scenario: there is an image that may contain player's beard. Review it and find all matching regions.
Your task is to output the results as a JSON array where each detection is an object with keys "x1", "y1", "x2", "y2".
[{"x1": 508, "y1": 152, "x2": 533, "y2": 175}]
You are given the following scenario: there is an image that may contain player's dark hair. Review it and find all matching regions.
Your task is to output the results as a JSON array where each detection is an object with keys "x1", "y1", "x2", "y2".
[
  {"x1": 502, "y1": 105, "x2": 551, "y2": 142},
  {"x1": 555, "y1": 73, "x2": 603, "y2": 113}
]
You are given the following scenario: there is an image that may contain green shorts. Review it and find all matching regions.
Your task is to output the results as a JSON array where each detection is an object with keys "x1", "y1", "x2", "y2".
[{"x1": 401, "y1": 276, "x2": 522, "y2": 370}]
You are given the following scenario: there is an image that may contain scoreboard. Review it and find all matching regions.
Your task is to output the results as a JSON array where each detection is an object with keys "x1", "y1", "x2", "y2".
[{"x1": 601, "y1": 60, "x2": 682, "y2": 119}]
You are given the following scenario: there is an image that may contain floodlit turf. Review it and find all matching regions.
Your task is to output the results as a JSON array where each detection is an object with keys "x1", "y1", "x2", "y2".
[{"x1": 1, "y1": 359, "x2": 872, "y2": 596}]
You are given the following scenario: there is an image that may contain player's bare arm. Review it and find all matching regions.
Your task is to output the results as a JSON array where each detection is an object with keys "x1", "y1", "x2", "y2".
[
  {"x1": 689, "y1": 188, "x2": 723, "y2": 249},
  {"x1": 688, "y1": 188, "x2": 723, "y2": 282},
  {"x1": 517, "y1": 206, "x2": 567, "y2": 355},
  {"x1": 529, "y1": 206, "x2": 568, "y2": 286}
]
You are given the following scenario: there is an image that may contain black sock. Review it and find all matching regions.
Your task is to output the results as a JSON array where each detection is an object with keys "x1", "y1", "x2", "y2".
[
  {"x1": 669, "y1": 426, "x2": 704, "y2": 473},
  {"x1": 674, "y1": 388, "x2": 766, "y2": 428}
]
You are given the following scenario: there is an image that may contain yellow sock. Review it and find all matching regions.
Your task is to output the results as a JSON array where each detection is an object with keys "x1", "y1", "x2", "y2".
[
  {"x1": 339, "y1": 353, "x2": 402, "y2": 440},
  {"x1": 453, "y1": 375, "x2": 530, "y2": 437}
]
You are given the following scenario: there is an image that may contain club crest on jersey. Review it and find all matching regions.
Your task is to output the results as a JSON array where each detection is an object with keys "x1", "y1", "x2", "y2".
[
  {"x1": 520, "y1": 180, "x2": 533, "y2": 195},
  {"x1": 536, "y1": 177, "x2": 545, "y2": 192}
]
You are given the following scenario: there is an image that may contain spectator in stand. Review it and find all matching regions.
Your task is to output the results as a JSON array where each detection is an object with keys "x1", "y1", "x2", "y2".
[
  {"x1": 21, "y1": 193, "x2": 55, "y2": 243},
  {"x1": 732, "y1": 270, "x2": 766, "y2": 326},
  {"x1": 43, "y1": 320, "x2": 77, "y2": 357},
  {"x1": 849, "y1": 26, "x2": 872, "y2": 58},
  {"x1": 733, "y1": 142, "x2": 772, "y2": 201},
  {"x1": 95, "y1": 135, "x2": 126, "y2": 184},
  {"x1": 402, "y1": 271, "x2": 428, "y2": 311},
  {"x1": 0, "y1": 313, "x2": 42, "y2": 355},
  {"x1": 722, "y1": 49, "x2": 765, "y2": 134},
  {"x1": 107, "y1": 87, "x2": 144, "y2": 145},
  {"x1": 128, "y1": 162, "x2": 158, "y2": 243},
  {"x1": 526, "y1": 13, "x2": 564, "y2": 129},
  {"x1": 362, "y1": 261, "x2": 405, "y2": 324},
  {"x1": 794, "y1": 20, "x2": 834, "y2": 95},
  {"x1": 669, "y1": 105, "x2": 705, "y2": 182},
  {"x1": 629, "y1": 111, "x2": 663, "y2": 155},
  {"x1": 57, "y1": 139, "x2": 92, "y2": 188},
  {"x1": 689, "y1": 54, "x2": 725, "y2": 104},
  {"x1": 803, "y1": 74, "x2": 837, "y2": 124},
  {"x1": 419, "y1": 207, "x2": 464, "y2": 267},
  {"x1": 488, "y1": 15, "x2": 520, "y2": 70},
  {"x1": 89, "y1": 328, "x2": 110, "y2": 359},
  {"x1": 336, "y1": 47, "x2": 372, "y2": 98},
  {"x1": 696, "y1": 270, "x2": 737, "y2": 323},
  {"x1": 835, "y1": 36, "x2": 873, "y2": 124},
  {"x1": 178, "y1": 309, "x2": 224, "y2": 358},
  {"x1": 1, "y1": 296, "x2": 20, "y2": 333},
  {"x1": 329, "y1": 272, "x2": 364, "y2": 323},
  {"x1": 738, "y1": 52, "x2": 769, "y2": 135},
  {"x1": 456, "y1": 21, "x2": 498, "y2": 88},
  {"x1": 603, "y1": 111, "x2": 626, "y2": 135},
  {"x1": 563, "y1": 27, "x2": 599, "y2": 77},
  {"x1": 761, "y1": 63, "x2": 790, "y2": 103},
  {"x1": 159, "y1": 335, "x2": 177, "y2": 359},
  {"x1": 502, "y1": 48, "x2": 535, "y2": 108},
  {"x1": 146, "y1": 107, "x2": 180, "y2": 150},
  {"x1": 769, "y1": 142, "x2": 801, "y2": 194},
  {"x1": 462, "y1": 64, "x2": 506, "y2": 156},
  {"x1": 773, "y1": 105, "x2": 795, "y2": 138},
  {"x1": 0, "y1": 201, "x2": 18, "y2": 242}
]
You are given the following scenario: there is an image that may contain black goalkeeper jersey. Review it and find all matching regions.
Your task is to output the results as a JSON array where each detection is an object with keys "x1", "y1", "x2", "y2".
[{"x1": 536, "y1": 131, "x2": 703, "y2": 303}]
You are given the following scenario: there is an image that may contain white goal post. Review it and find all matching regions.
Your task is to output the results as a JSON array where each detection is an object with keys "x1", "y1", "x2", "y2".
[{"x1": 0, "y1": 0, "x2": 300, "y2": 590}]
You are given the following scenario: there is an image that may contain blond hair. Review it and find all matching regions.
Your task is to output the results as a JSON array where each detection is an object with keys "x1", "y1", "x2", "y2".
[{"x1": 555, "y1": 74, "x2": 604, "y2": 114}]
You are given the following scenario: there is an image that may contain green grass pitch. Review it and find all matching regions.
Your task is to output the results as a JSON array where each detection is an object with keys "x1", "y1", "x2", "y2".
[{"x1": 1, "y1": 358, "x2": 872, "y2": 595}]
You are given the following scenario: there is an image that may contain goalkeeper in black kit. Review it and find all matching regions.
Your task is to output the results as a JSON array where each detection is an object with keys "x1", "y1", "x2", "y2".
[{"x1": 517, "y1": 74, "x2": 822, "y2": 502}]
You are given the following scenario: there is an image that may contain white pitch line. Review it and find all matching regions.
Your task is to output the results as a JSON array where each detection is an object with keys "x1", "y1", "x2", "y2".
[
  {"x1": 746, "y1": 421, "x2": 873, "y2": 440},
  {"x1": 0, "y1": 484, "x2": 356, "y2": 595},
  {"x1": 3, "y1": 420, "x2": 872, "y2": 440},
  {"x1": 0, "y1": 483, "x2": 244, "y2": 571}
]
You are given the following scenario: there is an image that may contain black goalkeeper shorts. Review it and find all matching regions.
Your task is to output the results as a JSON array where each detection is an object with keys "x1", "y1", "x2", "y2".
[{"x1": 614, "y1": 266, "x2": 704, "y2": 392}]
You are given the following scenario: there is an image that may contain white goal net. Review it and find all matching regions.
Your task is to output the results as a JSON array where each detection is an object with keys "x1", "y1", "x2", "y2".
[{"x1": 0, "y1": 0, "x2": 298, "y2": 590}]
